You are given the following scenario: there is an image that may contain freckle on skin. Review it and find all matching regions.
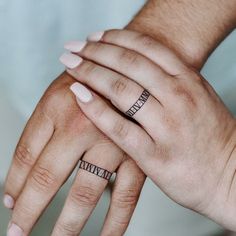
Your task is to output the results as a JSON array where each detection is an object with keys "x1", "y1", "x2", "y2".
[{"x1": 15, "y1": 145, "x2": 32, "y2": 165}]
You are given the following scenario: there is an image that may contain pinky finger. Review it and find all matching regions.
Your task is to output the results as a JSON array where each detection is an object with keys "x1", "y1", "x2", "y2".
[
  {"x1": 101, "y1": 158, "x2": 145, "y2": 236},
  {"x1": 70, "y1": 82, "x2": 156, "y2": 170}
]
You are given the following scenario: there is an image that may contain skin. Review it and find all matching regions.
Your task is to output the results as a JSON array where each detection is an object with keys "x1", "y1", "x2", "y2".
[
  {"x1": 65, "y1": 29, "x2": 236, "y2": 230},
  {"x1": 5, "y1": 74, "x2": 145, "y2": 236},
  {"x1": 4, "y1": 0, "x2": 236, "y2": 235}
]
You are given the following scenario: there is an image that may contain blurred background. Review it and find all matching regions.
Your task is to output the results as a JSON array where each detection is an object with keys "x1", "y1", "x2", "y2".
[{"x1": 0, "y1": 0, "x2": 235, "y2": 235}]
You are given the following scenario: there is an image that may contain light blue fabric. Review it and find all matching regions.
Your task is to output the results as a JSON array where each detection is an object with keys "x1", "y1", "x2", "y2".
[
  {"x1": 0, "y1": 0, "x2": 145, "y2": 117},
  {"x1": 0, "y1": 1, "x2": 235, "y2": 235}
]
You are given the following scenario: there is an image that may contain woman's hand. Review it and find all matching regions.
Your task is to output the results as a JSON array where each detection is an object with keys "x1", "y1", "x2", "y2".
[
  {"x1": 61, "y1": 29, "x2": 236, "y2": 230},
  {"x1": 4, "y1": 73, "x2": 145, "y2": 236}
]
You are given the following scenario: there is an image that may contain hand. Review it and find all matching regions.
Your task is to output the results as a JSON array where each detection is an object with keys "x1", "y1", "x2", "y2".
[
  {"x1": 4, "y1": 73, "x2": 145, "y2": 236},
  {"x1": 62, "y1": 29, "x2": 236, "y2": 230}
]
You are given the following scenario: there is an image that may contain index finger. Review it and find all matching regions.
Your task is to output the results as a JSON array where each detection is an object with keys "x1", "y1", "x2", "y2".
[{"x1": 4, "y1": 105, "x2": 54, "y2": 208}]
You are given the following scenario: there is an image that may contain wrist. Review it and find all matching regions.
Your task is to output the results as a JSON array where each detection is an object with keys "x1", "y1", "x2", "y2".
[
  {"x1": 126, "y1": 0, "x2": 236, "y2": 70},
  {"x1": 126, "y1": 23, "x2": 204, "y2": 70}
]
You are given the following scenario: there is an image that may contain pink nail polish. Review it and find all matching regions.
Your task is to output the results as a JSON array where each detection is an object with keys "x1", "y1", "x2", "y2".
[
  {"x1": 64, "y1": 41, "x2": 87, "y2": 53},
  {"x1": 70, "y1": 82, "x2": 93, "y2": 103},
  {"x1": 3, "y1": 194, "x2": 14, "y2": 209},
  {"x1": 7, "y1": 223, "x2": 23, "y2": 236},
  {"x1": 59, "y1": 53, "x2": 83, "y2": 69},
  {"x1": 87, "y1": 31, "x2": 104, "y2": 42}
]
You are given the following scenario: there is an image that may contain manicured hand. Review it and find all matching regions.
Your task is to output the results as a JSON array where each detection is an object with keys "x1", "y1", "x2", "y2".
[
  {"x1": 62, "y1": 29, "x2": 236, "y2": 230},
  {"x1": 4, "y1": 73, "x2": 145, "y2": 236}
]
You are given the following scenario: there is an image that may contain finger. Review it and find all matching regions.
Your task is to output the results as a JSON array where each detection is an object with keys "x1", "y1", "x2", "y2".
[
  {"x1": 63, "y1": 58, "x2": 163, "y2": 136},
  {"x1": 89, "y1": 29, "x2": 189, "y2": 75},
  {"x1": 70, "y1": 82, "x2": 157, "y2": 171},
  {"x1": 63, "y1": 40, "x2": 175, "y2": 101},
  {"x1": 101, "y1": 158, "x2": 145, "y2": 236},
  {"x1": 8, "y1": 131, "x2": 91, "y2": 236},
  {"x1": 4, "y1": 106, "x2": 54, "y2": 208},
  {"x1": 52, "y1": 143, "x2": 124, "y2": 236}
]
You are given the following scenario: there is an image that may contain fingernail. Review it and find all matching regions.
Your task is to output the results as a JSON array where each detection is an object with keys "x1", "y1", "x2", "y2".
[
  {"x1": 7, "y1": 223, "x2": 23, "y2": 236},
  {"x1": 3, "y1": 194, "x2": 14, "y2": 209},
  {"x1": 64, "y1": 41, "x2": 87, "y2": 53},
  {"x1": 87, "y1": 31, "x2": 104, "y2": 42},
  {"x1": 59, "y1": 53, "x2": 83, "y2": 69},
  {"x1": 70, "y1": 82, "x2": 93, "y2": 103}
]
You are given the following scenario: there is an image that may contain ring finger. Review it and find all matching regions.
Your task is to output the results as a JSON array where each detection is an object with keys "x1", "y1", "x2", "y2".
[
  {"x1": 51, "y1": 143, "x2": 125, "y2": 235},
  {"x1": 61, "y1": 56, "x2": 163, "y2": 136},
  {"x1": 63, "y1": 40, "x2": 175, "y2": 102}
]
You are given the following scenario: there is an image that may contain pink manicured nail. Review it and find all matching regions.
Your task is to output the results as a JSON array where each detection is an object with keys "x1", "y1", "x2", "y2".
[
  {"x1": 3, "y1": 194, "x2": 14, "y2": 209},
  {"x1": 7, "y1": 223, "x2": 23, "y2": 236},
  {"x1": 64, "y1": 41, "x2": 87, "y2": 53},
  {"x1": 59, "y1": 53, "x2": 83, "y2": 69},
  {"x1": 70, "y1": 82, "x2": 93, "y2": 103},
  {"x1": 87, "y1": 31, "x2": 104, "y2": 42}
]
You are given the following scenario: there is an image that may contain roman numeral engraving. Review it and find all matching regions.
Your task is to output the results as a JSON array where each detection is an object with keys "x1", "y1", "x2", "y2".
[
  {"x1": 125, "y1": 90, "x2": 150, "y2": 117},
  {"x1": 78, "y1": 160, "x2": 112, "y2": 180}
]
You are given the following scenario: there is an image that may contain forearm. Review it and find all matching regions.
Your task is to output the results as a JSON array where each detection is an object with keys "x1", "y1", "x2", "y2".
[{"x1": 127, "y1": 0, "x2": 236, "y2": 70}]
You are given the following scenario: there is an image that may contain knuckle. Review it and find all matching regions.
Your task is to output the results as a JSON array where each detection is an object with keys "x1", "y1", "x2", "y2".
[
  {"x1": 105, "y1": 28, "x2": 120, "y2": 35},
  {"x1": 14, "y1": 145, "x2": 34, "y2": 168},
  {"x1": 108, "y1": 215, "x2": 129, "y2": 230},
  {"x1": 173, "y1": 84, "x2": 197, "y2": 107},
  {"x1": 39, "y1": 85, "x2": 69, "y2": 114},
  {"x1": 14, "y1": 202, "x2": 34, "y2": 219},
  {"x1": 119, "y1": 49, "x2": 140, "y2": 66},
  {"x1": 55, "y1": 222, "x2": 78, "y2": 235},
  {"x1": 143, "y1": 141, "x2": 158, "y2": 159},
  {"x1": 92, "y1": 100, "x2": 108, "y2": 119},
  {"x1": 70, "y1": 185, "x2": 99, "y2": 207},
  {"x1": 31, "y1": 165, "x2": 57, "y2": 191},
  {"x1": 103, "y1": 29, "x2": 120, "y2": 40},
  {"x1": 162, "y1": 112, "x2": 181, "y2": 134},
  {"x1": 136, "y1": 33, "x2": 156, "y2": 48},
  {"x1": 79, "y1": 61, "x2": 97, "y2": 78},
  {"x1": 112, "y1": 189, "x2": 139, "y2": 208},
  {"x1": 112, "y1": 118, "x2": 129, "y2": 139},
  {"x1": 111, "y1": 77, "x2": 129, "y2": 96},
  {"x1": 84, "y1": 42, "x2": 101, "y2": 56}
]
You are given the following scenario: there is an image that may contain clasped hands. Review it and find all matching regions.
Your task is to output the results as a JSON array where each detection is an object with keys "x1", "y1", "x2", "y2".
[{"x1": 4, "y1": 29, "x2": 236, "y2": 236}]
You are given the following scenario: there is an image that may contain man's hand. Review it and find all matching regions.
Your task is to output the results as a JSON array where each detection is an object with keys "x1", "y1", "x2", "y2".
[{"x1": 4, "y1": 73, "x2": 145, "y2": 236}]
